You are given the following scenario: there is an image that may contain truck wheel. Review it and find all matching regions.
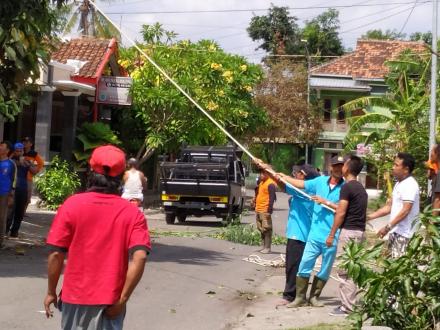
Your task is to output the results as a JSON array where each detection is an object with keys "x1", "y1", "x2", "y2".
[
  {"x1": 165, "y1": 213, "x2": 176, "y2": 224},
  {"x1": 177, "y1": 214, "x2": 187, "y2": 223}
]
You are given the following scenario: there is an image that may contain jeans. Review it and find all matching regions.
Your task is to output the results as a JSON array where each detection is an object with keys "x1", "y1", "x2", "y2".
[{"x1": 6, "y1": 189, "x2": 28, "y2": 236}]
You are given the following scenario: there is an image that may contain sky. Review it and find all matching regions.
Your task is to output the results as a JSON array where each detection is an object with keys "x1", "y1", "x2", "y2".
[{"x1": 83, "y1": 0, "x2": 435, "y2": 62}]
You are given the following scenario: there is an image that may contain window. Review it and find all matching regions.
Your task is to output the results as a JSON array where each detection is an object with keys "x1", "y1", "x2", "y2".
[
  {"x1": 337, "y1": 100, "x2": 346, "y2": 123},
  {"x1": 323, "y1": 99, "x2": 331, "y2": 122}
]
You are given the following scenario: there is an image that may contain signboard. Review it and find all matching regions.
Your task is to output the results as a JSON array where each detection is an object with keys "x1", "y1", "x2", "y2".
[{"x1": 97, "y1": 76, "x2": 132, "y2": 105}]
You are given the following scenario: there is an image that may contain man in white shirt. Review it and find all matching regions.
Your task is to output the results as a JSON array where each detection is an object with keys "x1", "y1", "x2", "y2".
[{"x1": 368, "y1": 153, "x2": 420, "y2": 258}]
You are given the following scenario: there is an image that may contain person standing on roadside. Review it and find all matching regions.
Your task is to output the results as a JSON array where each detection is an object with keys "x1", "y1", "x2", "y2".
[
  {"x1": 254, "y1": 169, "x2": 277, "y2": 254},
  {"x1": 367, "y1": 153, "x2": 420, "y2": 258},
  {"x1": 0, "y1": 141, "x2": 15, "y2": 247},
  {"x1": 6, "y1": 143, "x2": 38, "y2": 238},
  {"x1": 22, "y1": 137, "x2": 44, "y2": 212},
  {"x1": 325, "y1": 155, "x2": 368, "y2": 316},
  {"x1": 44, "y1": 145, "x2": 151, "y2": 330},
  {"x1": 268, "y1": 164, "x2": 319, "y2": 306}
]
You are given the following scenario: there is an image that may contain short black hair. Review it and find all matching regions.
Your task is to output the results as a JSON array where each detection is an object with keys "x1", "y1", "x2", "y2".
[
  {"x1": 0, "y1": 141, "x2": 12, "y2": 151},
  {"x1": 346, "y1": 155, "x2": 364, "y2": 176},
  {"x1": 396, "y1": 152, "x2": 415, "y2": 173}
]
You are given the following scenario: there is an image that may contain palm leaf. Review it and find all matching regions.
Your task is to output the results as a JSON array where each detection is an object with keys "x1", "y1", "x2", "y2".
[
  {"x1": 343, "y1": 96, "x2": 397, "y2": 115},
  {"x1": 347, "y1": 112, "x2": 392, "y2": 132},
  {"x1": 62, "y1": 6, "x2": 80, "y2": 36}
]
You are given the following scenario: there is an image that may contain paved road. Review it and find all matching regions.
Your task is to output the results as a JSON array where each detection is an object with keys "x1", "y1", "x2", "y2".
[{"x1": 0, "y1": 189, "x2": 388, "y2": 330}]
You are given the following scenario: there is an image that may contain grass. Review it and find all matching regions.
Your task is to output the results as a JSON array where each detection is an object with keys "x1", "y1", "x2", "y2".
[{"x1": 212, "y1": 223, "x2": 287, "y2": 246}]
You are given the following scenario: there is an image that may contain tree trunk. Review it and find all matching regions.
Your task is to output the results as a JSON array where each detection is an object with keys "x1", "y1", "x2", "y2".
[{"x1": 138, "y1": 146, "x2": 156, "y2": 166}]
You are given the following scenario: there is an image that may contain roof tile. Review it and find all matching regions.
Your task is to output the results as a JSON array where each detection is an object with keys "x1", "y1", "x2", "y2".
[
  {"x1": 51, "y1": 37, "x2": 111, "y2": 78},
  {"x1": 311, "y1": 39, "x2": 427, "y2": 79}
]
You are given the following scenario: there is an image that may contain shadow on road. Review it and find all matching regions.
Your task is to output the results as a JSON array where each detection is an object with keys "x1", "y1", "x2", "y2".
[{"x1": 149, "y1": 241, "x2": 232, "y2": 266}]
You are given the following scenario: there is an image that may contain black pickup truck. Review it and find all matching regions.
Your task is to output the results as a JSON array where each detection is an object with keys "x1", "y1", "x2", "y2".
[{"x1": 159, "y1": 146, "x2": 246, "y2": 224}]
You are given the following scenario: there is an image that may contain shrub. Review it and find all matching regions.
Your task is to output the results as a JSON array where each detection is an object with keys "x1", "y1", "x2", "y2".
[
  {"x1": 35, "y1": 156, "x2": 81, "y2": 210},
  {"x1": 340, "y1": 209, "x2": 440, "y2": 329}
]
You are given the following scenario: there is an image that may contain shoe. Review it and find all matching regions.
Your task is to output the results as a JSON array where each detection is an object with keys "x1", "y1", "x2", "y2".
[
  {"x1": 309, "y1": 276, "x2": 327, "y2": 307},
  {"x1": 329, "y1": 306, "x2": 349, "y2": 316},
  {"x1": 286, "y1": 277, "x2": 309, "y2": 308}
]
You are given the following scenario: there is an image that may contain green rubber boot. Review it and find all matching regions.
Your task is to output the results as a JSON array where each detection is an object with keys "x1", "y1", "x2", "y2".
[
  {"x1": 309, "y1": 276, "x2": 327, "y2": 307},
  {"x1": 286, "y1": 276, "x2": 309, "y2": 308}
]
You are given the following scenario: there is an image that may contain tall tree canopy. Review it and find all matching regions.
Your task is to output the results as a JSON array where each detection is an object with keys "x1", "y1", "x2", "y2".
[
  {"x1": 0, "y1": 0, "x2": 63, "y2": 120},
  {"x1": 247, "y1": 5, "x2": 344, "y2": 56},
  {"x1": 119, "y1": 24, "x2": 267, "y2": 162},
  {"x1": 247, "y1": 5, "x2": 301, "y2": 55},
  {"x1": 302, "y1": 9, "x2": 344, "y2": 56}
]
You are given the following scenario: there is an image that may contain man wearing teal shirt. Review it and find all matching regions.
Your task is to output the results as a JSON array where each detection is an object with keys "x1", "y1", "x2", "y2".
[
  {"x1": 282, "y1": 165, "x2": 319, "y2": 304},
  {"x1": 270, "y1": 164, "x2": 319, "y2": 305},
  {"x1": 279, "y1": 156, "x2": 345, "y2": 308}
]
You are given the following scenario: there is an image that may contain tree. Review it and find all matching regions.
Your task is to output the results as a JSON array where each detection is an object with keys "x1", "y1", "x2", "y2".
[
  {"x1": 118, "y1": 24, "x2": 267, "y2": 163},
  {"x1": 302, "y1": 9, "x2": 344, "y2": 56},
  {"x1": 253, "y1": 60, "x2": 322, "y2": 163},
  {"x1": 247, "y1": 5, "x2": 302, "y2": 55},
  {"x1": 247, "y1": 5, "x2": 344, "y2": 56},
  {"x1": 0, "y1": 0, "x2": 65, "y2": 120},
  {"x1": 343, "y1": 50, "x2": 431, "y2": 194},
  {"x1": 361, "y1": 29, "x2": 406, "y2": 40},
  {"x1": 61, "y1": 0, "x2": 120, "y2": 39}
]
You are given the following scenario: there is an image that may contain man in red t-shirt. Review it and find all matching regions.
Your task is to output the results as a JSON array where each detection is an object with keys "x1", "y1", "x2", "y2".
[{"x1": 44, "y1": 145, "x2": 151, "y2": 330}]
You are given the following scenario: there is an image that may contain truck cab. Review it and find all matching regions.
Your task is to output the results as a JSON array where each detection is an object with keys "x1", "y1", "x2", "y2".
[{"x1": 159, "y1": 146, "x2": 246, "y2": 224}]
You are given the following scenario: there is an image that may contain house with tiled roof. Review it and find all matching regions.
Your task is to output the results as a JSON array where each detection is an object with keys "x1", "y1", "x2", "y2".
[
  {"x1": 309, "y1": 39, "x2": 427, "y2": 179},
  {"x1": 3, "y1": 37, "x2": 129, "y2": 162}
]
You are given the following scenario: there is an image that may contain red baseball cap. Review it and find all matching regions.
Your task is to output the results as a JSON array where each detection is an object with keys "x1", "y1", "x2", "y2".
[{"x1": 89, "y1": 145, "x2": 126, "y2": 177}]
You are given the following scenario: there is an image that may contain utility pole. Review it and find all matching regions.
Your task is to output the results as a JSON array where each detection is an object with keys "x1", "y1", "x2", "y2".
[
  {"x1": 430, "y1": 0, "x2": 438, "y2": 152},
  {"x1": 302, "y1": 39, "x2": 311, "y2": 164}
]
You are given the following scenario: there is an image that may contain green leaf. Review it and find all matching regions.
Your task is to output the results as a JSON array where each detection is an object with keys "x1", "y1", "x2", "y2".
[{"x1": 5, "y1": 46, "x2": 17, "y2": 61}]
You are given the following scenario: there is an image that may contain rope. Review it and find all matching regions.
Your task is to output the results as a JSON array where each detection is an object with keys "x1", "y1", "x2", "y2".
[
  {"x1": 242, "y1": 254, "x2": 286, "y2": 267},
  {"x1": 242, "y1": 254, "x2": 342, "y2": 283}
]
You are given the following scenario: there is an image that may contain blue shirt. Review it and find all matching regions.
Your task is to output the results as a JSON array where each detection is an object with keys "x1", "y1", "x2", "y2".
[
  {"x1": 285, "y1": 184, "x2": 314, "y2": 242},
  {"x1": 304, "y1": 176, "x2": 344, "y2": 244},
  {"x1": 0, "y1": 159, "x2": 15, "y2": 195}
]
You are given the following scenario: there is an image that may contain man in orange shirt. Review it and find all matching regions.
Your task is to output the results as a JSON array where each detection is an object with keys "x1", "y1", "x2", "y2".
[
  {"x1": 22, "y1": 137, "x2": 44, "y2": 211},
  {"x1": 254, "y1": 170, "x2": 277, "y2": 253}
]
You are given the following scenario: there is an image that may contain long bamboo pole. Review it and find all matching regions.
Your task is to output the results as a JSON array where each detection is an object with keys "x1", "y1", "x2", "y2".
[{"x1": 88, "y1": 1, "x2": 335, "y2": 213}]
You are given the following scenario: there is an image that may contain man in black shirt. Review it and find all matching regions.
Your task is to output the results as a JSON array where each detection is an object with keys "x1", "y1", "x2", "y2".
[{"x1": 326, "y1": 155, "x2": 368, "y2": 316}]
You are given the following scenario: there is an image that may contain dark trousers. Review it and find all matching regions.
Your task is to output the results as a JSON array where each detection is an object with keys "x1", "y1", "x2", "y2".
[
  {"x1": 283, "y1": 238, "x2": 306, "y2": 301},
  {"x1": 6, "y1": 189, "x2": 28, "y2": 236}
]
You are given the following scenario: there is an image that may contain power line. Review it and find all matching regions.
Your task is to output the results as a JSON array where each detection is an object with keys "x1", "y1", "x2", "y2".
[
  {"x1": 103, "y1": 1, "x2": 432, "y2": 15},
  {"x1": 399, "y1": 0, "x2": 419, "y2": 34},
  {"x1": 339, "y1": 3, "x2": 426, "y2": 34}
]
